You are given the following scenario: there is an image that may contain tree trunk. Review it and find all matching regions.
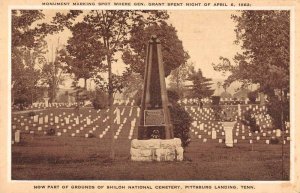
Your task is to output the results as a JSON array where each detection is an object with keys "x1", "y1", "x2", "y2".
[
  {"x1": 108, "y1": 57, "x2": 113, "y2": 106},
  {"x1": 107, "y1": 53, "x2": 115, "y2": 160},
  {"x1": 280, "y1": 87, "x2": 285, "y2": 179}
]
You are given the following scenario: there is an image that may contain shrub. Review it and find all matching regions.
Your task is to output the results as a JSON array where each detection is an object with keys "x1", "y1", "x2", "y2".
[
  {"x1": 46, "y1": 128, "x2": 56, "y2": 136},
  {"x1": 167, "y1": 89, "x2": 180, "y2": 103},
  {"x1": 270, "y1": 137, "x2": 279, "y2": 144},
  {"x1": 211, "y1": 96, "x2": 220, "y2": 106},
  {"x1": 87, "y1": 133, "x2": 94, "y2": 138},
  {"x1": 211, "y1": 96, "x2": 222, "y2": 121},
  {"x1": 248, "y1": 91, "x2": 258, "y2": 104},
  {"x1": 241, "y1": 109, "x2": 260, "y2": 132},
  {"x1": 169, "y1": 103, "x2": 192, "y2": 148},
  {"x1": 132, "y1": 90, "x2": 142, "y2": 107},
  {"x1": 28, "y1": 111, "x2": 36, "y2": 117},
  {"x1": 92, "y1": 91, "x2": 108, "y2": 110},
  {"x1": 266, "y1": 95, "x2": 289, "y2": 130},
  {"x1": 134, "y1": 89, "x2": 192, "y2": 147},
  {"x1": 212, "y1": 105, "x2": 222, "y2": 121},
  {"x1": 14, "y1": 95, "x2": 30, "y2": 106}
]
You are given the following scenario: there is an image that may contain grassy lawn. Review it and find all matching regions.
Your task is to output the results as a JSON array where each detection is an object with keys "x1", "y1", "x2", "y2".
[{"x1": 12, "y1": 134, "x2": 290, "y2": 180}]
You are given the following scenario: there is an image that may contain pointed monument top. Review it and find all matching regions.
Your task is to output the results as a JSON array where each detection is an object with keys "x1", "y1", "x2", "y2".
[{"x1": 150, "y1": 35, "x2": 161, "y2": 44}]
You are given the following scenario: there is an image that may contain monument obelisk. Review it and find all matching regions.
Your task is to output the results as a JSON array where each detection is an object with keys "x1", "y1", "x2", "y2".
[
  {"x1": 130, "y1": 36, "x2": 183, "y2": 162},
  {"x1": 138, "y1": 35, "x2": 174, "y2": 140}
]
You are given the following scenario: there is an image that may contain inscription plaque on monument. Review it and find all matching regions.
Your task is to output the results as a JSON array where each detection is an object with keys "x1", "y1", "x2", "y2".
[{"x1": 144, "y1": 109, "x2": 165, "y2": 126}]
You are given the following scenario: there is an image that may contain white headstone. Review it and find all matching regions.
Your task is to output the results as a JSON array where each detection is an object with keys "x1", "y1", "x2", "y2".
[
  {"x1": 200, "y1": 123, "x2": 204, "y2": 130},
  {"x1": 86, "y1": 117, "x2": 91, "y2": 125},
  {"x1": 276, "y1": 129, "x2": 281, "y2": 137},
  {"x1": 116, "y1": 108, "x2": 121, "y2": 124},
  {"x1": 45, "y1": 115, "x2": 48, "y2": 123},
  {"x1": 238, "y1": 104, "x2": 241, "y2": 117},
  {"x1": 224, "y1": 126, "x2": 233, "y2": 147},
  {"x1": 38, "y1": 117, "x2": 43, "y2": 124},
  {"x1": 212, "y1": 131, "x2": 217, "y2": 139},
  {"x1": 15, "y1": 130, "x2": 20, "y2": 143},
  {"x1": 33, "y1": 115, "x2": 39, "y2": 122},
  {"x1": 65, "y1": 117, "x2": 69, "y2": 124}
]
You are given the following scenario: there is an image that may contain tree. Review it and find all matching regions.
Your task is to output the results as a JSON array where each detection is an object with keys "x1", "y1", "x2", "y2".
[
  {"x1": 121, "y1": 72, "x2": 144, "y2": 99},
  {"x1": 169, "y1": 61, "x2": 193, "y2": 98},
  {"x1": 122, "y1": 21, "x2": 189, "y2": 78},
  {"x1": 41, "y1": 41, "x2": 69, "y2": 103},
  {"x1": 93, "y1": 72, "x2": 128, "y2": 98},
  {"x1": 216, "y1": 81, "x2": 222, "y2": 95},
  {"x1": 212, "y1": 11, "x2": 289, "y2": 96},
  {"x1": 80, "y1": 10, "x2": 169, "y2": 107},
  {"x1": 212, "y1": 10, "x2": 290, "y2": 128},
  {"x1": 212, "y1": 11, "x2": 289, "y2": 176},
  {"x1": 222, "y1": 81, "x2": 230, "y2": 93},
  {"x1": 11, "y1": 10, "x2": 82, "y2": 105},
  {"x1": 186, "y1": 67, "x2": 215, "y2": 103},
  {"x1": 60, "y1": 22, "x2": 106, "y2": 90},
  {"x1": 11, "y1": 10, "x2": 46, "y2": 105}
]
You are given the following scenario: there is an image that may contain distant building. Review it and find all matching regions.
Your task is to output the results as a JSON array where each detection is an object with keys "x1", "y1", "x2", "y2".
[
  {"x1": 233, "y1": 88, "x2": 251, "y2": 100},
  {"x1": 220, "y1": 91, "x2": 232, "y2": 99},
  {"x1": 56, "y1": 88, "x2": 76, "y2": 103}
]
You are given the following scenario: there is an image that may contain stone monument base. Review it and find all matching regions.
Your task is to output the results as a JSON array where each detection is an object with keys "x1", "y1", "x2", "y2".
[{"x1": 130, "y1": 138, "x2": 183, "y2": 162}]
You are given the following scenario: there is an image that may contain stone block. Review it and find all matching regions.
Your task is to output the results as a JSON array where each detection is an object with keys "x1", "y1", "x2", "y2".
[
  {"x1": 160, "y1": 139, "x2": 177, "y2": 149},
  {"x1": 131, "y1": 156, "x2": 152, "y2": 161},
  {"x1": 131, "y1": 139, "x2": 161, "y2": 149},
  {"x1": 130, "y1": 138, "x2": 183, "y2": 162},
  {"x1": 156, "y1": 148, "x2": 175, "y2": 161},
  {"x1": 176, "y1": 147, "x2": 184, "y2": 161},
  {"x1": 131, "y1": 148, "x2": 153, "y2": 157}
]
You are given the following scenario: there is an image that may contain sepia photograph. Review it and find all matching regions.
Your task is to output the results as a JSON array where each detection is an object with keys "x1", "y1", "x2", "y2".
[
  {"x1": 10, "y1": 8, "x2": 291, "y2": 181},
  {"x1": 1, "y1": 0, "x2": 299, "y2": 192}
]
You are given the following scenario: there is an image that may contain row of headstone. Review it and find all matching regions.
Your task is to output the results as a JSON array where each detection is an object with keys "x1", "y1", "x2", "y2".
[
  {"x1": 186, "y1": 105, "x2": 290, "y2": 145},
  {"x1": 12, "y1": 106, "x2": 142, "y2": 142}
]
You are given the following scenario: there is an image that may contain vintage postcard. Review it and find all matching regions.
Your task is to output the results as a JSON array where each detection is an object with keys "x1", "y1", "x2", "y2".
[{"x1": 0, "y1": 0, "x2": 299, "y2": 192}]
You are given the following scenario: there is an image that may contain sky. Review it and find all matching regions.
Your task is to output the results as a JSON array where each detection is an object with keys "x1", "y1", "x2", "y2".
[
  {"x1": 42, "y1": 10, "x2": 241, "y2": 93},
  {"x1": 168, "y1": 10, "x2": 240, "y2": 78}
]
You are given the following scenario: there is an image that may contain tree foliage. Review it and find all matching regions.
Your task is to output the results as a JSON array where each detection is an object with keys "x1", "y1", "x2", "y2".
[
  {"x1": 60, "y1": 10, "x2": 169, "y2": 106},
  {"x1": 167, "y1": 90, "x2": 192, "y2": 148},
  {"x1": 11, "y1": 10, "x2": 82, "y2": 105},
  {"x1": 60, "y1": 22, "x2": 106, "y2": 89},
  {"x1": 122, "y1": 21, "x2": 189, "y2": 78},
  {"x1": 186, "y1": 67, "x2": 215, "y2": 101},
  {"x1": 121, "y1": 72, "x2": 144, "y2": 99},
  {"x1": 212, "y1": 10, "x2": 290, "y2": 129},
  {"x1": 169, "y1": 61, "x2": 193, "y2": 98},
  {"x1": 212, "y1": 11, "x2": 290, "y2": 94},
  {"x1": 11, "y1": 10, "x2": 46, "y2": 105}
]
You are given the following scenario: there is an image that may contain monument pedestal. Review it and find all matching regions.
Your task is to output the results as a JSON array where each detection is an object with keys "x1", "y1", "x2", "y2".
[
  {"x1": 222, "y1": 121, "x2": 236, "y2": 147},
  {"x1": 44, "y1": 97, "x2": 50, "y2": 107},
  {"x1": 130, "y1": 138, "x2": 183, "y2": 161}
]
